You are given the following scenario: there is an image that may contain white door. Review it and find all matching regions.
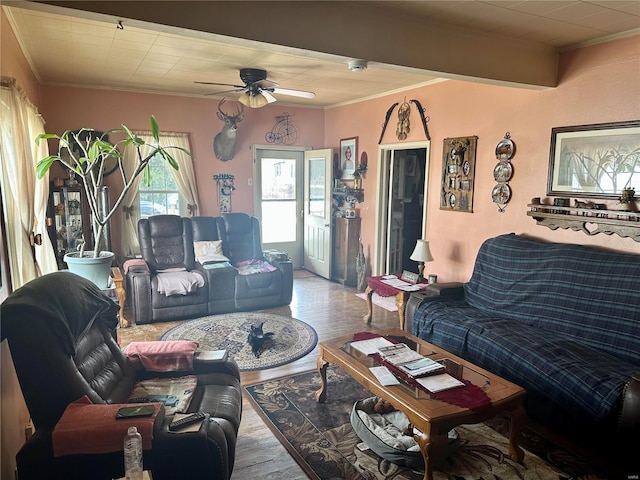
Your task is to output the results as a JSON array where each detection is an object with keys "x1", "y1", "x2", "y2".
[
  {"x1": 254, "y1": 147, "x2": 305, "y2": 268},
  {"x1": 303, "y1": 148, "x2": 333, "y2": 278}
]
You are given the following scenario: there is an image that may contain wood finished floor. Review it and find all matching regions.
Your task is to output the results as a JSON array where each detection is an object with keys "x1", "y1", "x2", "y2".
[{"x1": 118, "y1": 270, "x2": 400, "y2": 479}]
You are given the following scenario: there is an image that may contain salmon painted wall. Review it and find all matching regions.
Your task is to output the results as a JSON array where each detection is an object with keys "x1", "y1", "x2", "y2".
[
  {"x1": 39, "y1": 87, "x2": 325, "y2": 255},
  {"x1": 1, "y1": 9, "x2": 42, "y2": 480},
  {"x1": 326, "y1": 35, "x2": 640, "y2": 282},
  {"x1": 1, "y1": 11, "x2": 40, "y2": 105}
]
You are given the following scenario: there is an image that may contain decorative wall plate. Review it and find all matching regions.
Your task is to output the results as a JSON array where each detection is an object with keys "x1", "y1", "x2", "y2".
[
  {"x1": 495, "y1": 133, "x2": 515, "y2": 160},
  {"x1": 493, "y1": 162, "x2": 513, "y2": 182},
  {"x1": 491, "y1": 183, "x2": 511, "y2": 205}
]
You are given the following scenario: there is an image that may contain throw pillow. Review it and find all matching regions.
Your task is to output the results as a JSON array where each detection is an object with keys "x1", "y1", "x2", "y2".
[{"x1": 194, "y1": 240, "x2": 229, "y2": 264}]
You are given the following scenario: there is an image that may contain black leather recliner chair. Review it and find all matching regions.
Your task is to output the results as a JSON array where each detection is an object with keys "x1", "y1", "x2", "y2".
[
  {"x1": 1, "y1": 271, "x2": 242, "y2": 480},
  {"x1": 215, "y1": 213, "x2": 293, "y2": 311},
  {"x1": 129, "y1": 215, "x2": 209, "y2": 324},
  {"x1": 128, "y1": 213, "x2": 293, "y2": 325}
]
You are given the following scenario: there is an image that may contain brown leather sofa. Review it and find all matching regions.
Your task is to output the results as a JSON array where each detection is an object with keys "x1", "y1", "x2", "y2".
[
  {"x1": 127, "y1": 213, "x2": 293, "y2": 325},
  {"x1": 1, "y1": 271, "x2": 242, "y2": 480}
]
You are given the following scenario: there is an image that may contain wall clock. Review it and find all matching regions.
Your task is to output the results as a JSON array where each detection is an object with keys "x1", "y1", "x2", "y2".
[{"x1": 65, "y1": 130, "x2": 119, "y2": 177}]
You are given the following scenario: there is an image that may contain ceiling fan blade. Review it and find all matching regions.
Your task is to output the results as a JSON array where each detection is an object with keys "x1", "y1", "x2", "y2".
[
  {"x1": 203, "y1": 87, "x2": 245, "y2": 96},
  {"x1": 272, "y1": 87, "x2": 316, "y2": 99},
  {"x1": 254, "y1": 79, "x2": 279, "y2": 89},
  {"x1": 260, "y1": 90, "x2": 278, "y2": 103},
  {"x1": 195, "y1": 81, "x2": 245, "y2": 88}
]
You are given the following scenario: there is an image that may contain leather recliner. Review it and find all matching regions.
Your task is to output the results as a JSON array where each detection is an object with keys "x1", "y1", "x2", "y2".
[
  {"x1": 129, "y1": 215, "x2": 209, "y2": 324},
  {"x1": 128, "y1": 213, "x2": 293, "y2": 325},
  {"x1": 0, "y1": 271, "x2": 242, "y2": 480},
  {"x1": 215, "y1": 213, "x2": 293, "y2": 311}
]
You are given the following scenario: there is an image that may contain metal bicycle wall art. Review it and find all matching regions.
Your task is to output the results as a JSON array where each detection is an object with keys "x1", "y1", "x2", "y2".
[
  {"x1": 547, "y1": 120, "x2": 640, "y2": 199},
  {"x1": 265, "y1": 112, "x2": 298, "y2": 145}
]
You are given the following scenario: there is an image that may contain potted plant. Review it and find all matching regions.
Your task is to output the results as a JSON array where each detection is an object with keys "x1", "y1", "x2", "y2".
[
  {"x1": 619, "y1": 187, "x2": 636, "y2": 211},
  {"x1": 36, "y1": 116, "x2": 191, "y2": 288},
  {"x1": 352, "y1": 157, "x2": 368, "y2": 189}
]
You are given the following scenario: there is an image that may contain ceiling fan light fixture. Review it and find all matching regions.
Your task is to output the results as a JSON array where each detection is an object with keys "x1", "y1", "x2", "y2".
[{"x1": 238, "y1": 91, "x2": 268, "y2": 108}]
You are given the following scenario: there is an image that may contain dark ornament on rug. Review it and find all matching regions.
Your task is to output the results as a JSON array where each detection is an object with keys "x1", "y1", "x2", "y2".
[{"x1": 248, "y1": 322, "x2": 274, "y2": 358}]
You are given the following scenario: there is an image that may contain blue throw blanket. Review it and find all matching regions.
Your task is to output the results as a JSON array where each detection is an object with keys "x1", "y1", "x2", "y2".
[{"x1": 413, "y1": 233, "x2": 640, "y2": 422}]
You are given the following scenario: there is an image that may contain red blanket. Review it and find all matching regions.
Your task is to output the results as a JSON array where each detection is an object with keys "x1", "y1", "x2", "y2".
[
  {"x1": 124, "y1": 340, "x2": 199, "y2": 372},
  {"x1": 353, "y1": 332, "x2": 491, "y2": 412}
]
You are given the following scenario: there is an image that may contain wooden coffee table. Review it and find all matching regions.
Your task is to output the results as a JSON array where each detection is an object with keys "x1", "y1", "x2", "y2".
[{"x1": 315, "y1": 329, "x2": 526, "y2": 480}]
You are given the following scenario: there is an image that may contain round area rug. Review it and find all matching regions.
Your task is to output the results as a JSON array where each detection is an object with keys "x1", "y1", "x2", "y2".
[{"x1": 159, "y1": 312, "x2": 318, "y2": 371}]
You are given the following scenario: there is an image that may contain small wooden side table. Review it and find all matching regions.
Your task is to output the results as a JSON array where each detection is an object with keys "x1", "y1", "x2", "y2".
[
  {"x1": 111, "y1": 266, "x2": 128, "y2": 328},
  {"x1": 362, "y1": 275, "x2": 427, "y2": 330}
]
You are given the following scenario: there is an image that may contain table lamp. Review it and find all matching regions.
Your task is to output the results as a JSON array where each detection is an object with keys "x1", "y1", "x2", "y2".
[{"x1": 409, "y1": 239, "x2": 434, "y2": 282}]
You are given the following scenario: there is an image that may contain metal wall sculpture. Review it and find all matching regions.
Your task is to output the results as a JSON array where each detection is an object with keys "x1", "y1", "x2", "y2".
[
  {"x1": 214, "y1": 174, "x2": 235, "y2": 212},
  {"x1": 440, "y1": 136, "x2": 478, "y2": 213}
]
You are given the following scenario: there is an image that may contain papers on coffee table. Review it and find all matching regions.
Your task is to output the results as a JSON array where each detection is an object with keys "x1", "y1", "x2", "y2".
[
  {"x1": 416, "y1": 373, "x2": 465, "y2": 393},
  {"x1": 350, "y1": 337, "x2": 395, "y2": 355},
  {"x1": 397, "y1": 357, "x2": 444, "y2": 377},
  {"x1": 369, "y1": 366, "x2": 400, "y2": 386},
  {"x1": 378, "y1": 343, "x2": 424, "y2": 364},
  {"x1": 378, "y1": 343, "x2": 444, "y2": 377}
]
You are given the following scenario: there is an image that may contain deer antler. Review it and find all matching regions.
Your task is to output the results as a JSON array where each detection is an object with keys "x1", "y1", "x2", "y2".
[{"x1": 218, "y1": 98, "x2": 227, "y2": 115}]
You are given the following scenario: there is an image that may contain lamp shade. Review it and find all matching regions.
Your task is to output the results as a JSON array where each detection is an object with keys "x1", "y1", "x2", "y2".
[
  {"x1": 410, "y1": 239, "x2": 434, "y2": 263},
  {"x1": 238, "y1": 92, "x2": 268, "y2": 108}
]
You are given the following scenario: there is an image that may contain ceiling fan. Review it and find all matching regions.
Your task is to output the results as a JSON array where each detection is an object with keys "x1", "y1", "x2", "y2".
[{"x1": 195, "y1": 68, "x2": 315, "y2": 108}]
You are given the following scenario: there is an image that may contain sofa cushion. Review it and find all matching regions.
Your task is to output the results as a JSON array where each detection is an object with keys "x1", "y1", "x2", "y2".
[
  {"x1": 464, "y1": 318, "x2": 638, "y2": 421},
  {"x1": 139, "y1": 216, "x2": 197, "y2": 272},
  {"x1": 194, "y1": 240, "x2": 229, "y2": 264},
  {"x1": 413, "y1": 300, "x2": 638, "y2": 421},
  {"x1": 463, "y1": 233, "x2": 640, "y2": 363}
]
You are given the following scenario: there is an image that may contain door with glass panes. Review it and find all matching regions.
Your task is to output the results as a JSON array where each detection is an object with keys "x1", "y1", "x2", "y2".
[{"x1": 253, "y1": 147, "x2": 305, "y2": 269}]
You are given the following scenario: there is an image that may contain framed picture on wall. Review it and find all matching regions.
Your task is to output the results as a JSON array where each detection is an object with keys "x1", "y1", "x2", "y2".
[
  {"x1": 547, "y1": 120, "x2": 640, "y2": 199},
  {"x1": 340, "y1": 137, "x2": 358, "y2": 179}
]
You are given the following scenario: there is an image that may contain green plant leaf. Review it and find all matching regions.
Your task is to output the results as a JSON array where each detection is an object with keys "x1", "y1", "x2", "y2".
[
  {"x1": 143, "y1": 165, "x2": 152, "y2": 186},
  {"x1": 35, "y1": 133, "x2": 57, "y2": 146},
  {"x1": 150, "y1": 115, "x2": 159, "y2": 142},
  {"x1": 36, "y1": 157, "x2": 56, "y2": 179}
]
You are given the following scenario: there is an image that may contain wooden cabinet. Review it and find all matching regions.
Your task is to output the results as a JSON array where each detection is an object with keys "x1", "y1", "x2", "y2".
[
  {"x1": 47, "y1": 183, "x2": 93, "y2": 269},
  {"x1": 333, "y1": 217, "x2": 361, "y2": 287}
]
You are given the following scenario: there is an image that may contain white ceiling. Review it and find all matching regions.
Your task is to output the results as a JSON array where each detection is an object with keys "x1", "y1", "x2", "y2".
[{"x1": 4, "y1": 1, "x2": 640, "y2": 108}]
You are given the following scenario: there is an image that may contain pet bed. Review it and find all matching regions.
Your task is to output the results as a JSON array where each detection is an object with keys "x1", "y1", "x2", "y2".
[{"x1": 351, "y1": 396, "x2": 459, "y2": 468}]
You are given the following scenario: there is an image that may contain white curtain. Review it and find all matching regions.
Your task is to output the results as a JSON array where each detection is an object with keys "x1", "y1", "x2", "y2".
[
  {"x1": 121, "y1": 132, "x2": 200, "y2": 257},
  {"x1": 0, "y1": 77, "x2": 57, "y2": 289}
]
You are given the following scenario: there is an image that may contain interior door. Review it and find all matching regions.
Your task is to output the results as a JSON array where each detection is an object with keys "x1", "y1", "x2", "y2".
[
  {"x1": 254, "y1": 147, "x2": 305, "y2": 268},
  {"x1": 303, "y1": 148, "x2": 333, "y2": 278},
  {"x1": 374, "y1": 143, "x2": 430, "y2": 275}
]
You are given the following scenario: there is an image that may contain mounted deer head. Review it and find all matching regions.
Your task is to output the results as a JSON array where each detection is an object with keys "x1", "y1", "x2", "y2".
[{"x1": 213, "y1": 99, "x2": 244, "y2": 162}]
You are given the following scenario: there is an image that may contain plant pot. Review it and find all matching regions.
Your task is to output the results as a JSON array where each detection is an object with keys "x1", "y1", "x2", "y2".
[{"x1": 63, "y1": 251, "x2": 115, "y2": 289}]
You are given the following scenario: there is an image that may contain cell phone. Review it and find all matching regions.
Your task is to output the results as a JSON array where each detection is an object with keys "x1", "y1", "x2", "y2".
[{"x1": 116, "y1": 405, "x2": 155, "y2": 419}]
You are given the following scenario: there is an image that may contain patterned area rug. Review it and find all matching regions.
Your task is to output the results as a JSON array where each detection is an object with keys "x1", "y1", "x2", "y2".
[
  {"x1": 245, "y1": 367, "x2": 609, "y2": 480},
  {"x1": 159, "y1": 312, "x2": 317, "y2": 371}
]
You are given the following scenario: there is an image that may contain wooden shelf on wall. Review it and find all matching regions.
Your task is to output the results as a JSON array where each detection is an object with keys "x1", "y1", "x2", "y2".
[
  {"x1": 333, "y1": 187, "x2": 364, "y2": 203},
  {"x1": 527, "y1": 204, "x2": 640, "y2": 242}
]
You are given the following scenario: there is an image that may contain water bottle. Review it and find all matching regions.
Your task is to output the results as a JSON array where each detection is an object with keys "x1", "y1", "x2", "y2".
[{"x1": 123, "y1": 426, "x2": 143, "y2": 480}]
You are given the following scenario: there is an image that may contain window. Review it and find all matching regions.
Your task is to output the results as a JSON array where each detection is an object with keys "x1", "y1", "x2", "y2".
[{"x1": 138, "y1": 154, "x2": 183, "y2": 218}]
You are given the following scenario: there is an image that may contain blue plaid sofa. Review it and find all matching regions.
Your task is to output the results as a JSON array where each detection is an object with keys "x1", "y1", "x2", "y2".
[{"x1": 405, "y1": 234, "x2": 640, "y2": 455}]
